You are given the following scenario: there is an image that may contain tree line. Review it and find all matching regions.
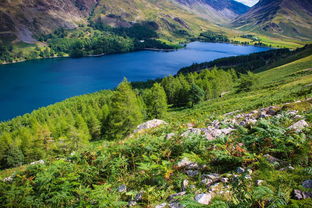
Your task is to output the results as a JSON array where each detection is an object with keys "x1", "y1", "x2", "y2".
[
  {"x1": 179, "y1": 44, "x2": 312, "y2": 74},
  {"x1": 0, "y1": 23, "x2": 179, "y2": 63},
  {"x1": 0, "y1": 68, "x2": 239, "y2": 169}
]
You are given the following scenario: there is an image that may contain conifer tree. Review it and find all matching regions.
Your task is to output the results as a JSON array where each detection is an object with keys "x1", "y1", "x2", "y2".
[
  {"x1": 144, "y1": 83, "x2": 168, "y2": 119},
  {"x1": 107, "y1": 79, "x2": 143, "y2": 140},
  {"x1": 188, "y1": 83, "x2": 205, "y2": 107}
]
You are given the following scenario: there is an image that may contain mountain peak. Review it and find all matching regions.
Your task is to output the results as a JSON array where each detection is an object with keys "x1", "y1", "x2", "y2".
[{"x1": 232, "y1": 0, "x2": 312, "y2": 40}]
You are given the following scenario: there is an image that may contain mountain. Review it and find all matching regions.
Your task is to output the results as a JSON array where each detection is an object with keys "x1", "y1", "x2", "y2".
[
  {"x1": 0, "y1": 0, "x2": 98, "y2": 43},
  {"x1": 174, "y1": 0, "x2": 250, "y2": 24},
  {"x1": 0, "y1": 0, "x2": 249, "y2": 44},
  {"x1": 232, "y1": 0, "x2": 312, "y2": 40}
]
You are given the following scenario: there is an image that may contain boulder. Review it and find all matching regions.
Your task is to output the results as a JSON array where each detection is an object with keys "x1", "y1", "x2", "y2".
[
  {"x1": 177, "y1": 158, "x2": 198, "y2": 169},
  {"x1": 155, "y1": 203, "x2": 167, "y2": 208},
  {"x1": 166, "y1": 133, "x2": 176, "y2": 140},
  {"x1": 288, "y1": 120, "x2": 308, "y2": 131},
  {"x1": 195, "y1": 193, "x2": 212, "y2": 205},
  {"x1": 30, "y1": 160, "x2": 45, "y2": 165},
  {"x1": 256, "y1": 180, "x2": 265, "y2": 186},
  {"x1": 134, "y1": 119, "x2": 168, "y2": 133},
  {"x1": 182, "y1": 179, "x2": 189, "y2": 191},
  {"x1": 236, "y1": 167, "x2": 245, "y2": 174},
  {"x1": 128, "y1": 201, "x2": 137, "y2": 206},
  {"x1": 302, "y1": 180, "x2": 312, "y2": 189},
  {"x1": 293, "y1": 189, "x2": 312, "y2": 200},
  {"x1": 185, "y1": 170, "x2": 199, "y2": 177},
  {"x1": 117, "y1": 184, "x2": 127, "y2": 192},
  {"x1": 264, "y1": 154, "x2": 280, "y2": 164},
  {"x1": 181, "y1": 128, "x2": 201, "y2": 137},
  {"x1": 168, "y1": 192, "x2": 186, "y2": 201},
  {"x1": 169, "y1": 202, "x2": 184, "y2": 208},
  {"x1": 221, "y1": 178, "x2": 229, "y2": 183},
  {"x1": 3, "y1": 176, "x2": 13, "y2": 182},
  {"x1": 134, "y1": 193, "x2": 143, "y2": 201}
]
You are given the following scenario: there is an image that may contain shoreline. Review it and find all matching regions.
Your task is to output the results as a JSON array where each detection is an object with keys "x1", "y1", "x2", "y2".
[{"x1": 0, "y1": 42, "x2": 272, "y2": 66}]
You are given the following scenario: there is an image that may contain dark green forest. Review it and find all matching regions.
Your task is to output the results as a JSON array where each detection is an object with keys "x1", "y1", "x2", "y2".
[
  {"x1": 0, "y1": 23, "x2": 179, "y2": 63},
  {"x1": 179, "y1": 44, "x2": 312, "y2": 74}
]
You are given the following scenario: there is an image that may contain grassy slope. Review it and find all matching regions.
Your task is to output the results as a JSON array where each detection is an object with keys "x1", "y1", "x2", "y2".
[
  {"x1": 168, "y1": 55, "x2": 312, "y2": 124},
  {"x1": 1, "y1": 49, "x2": 311, "y2": 180},
  {"x1": 0, "y1": 52, "x2": 311, "y2": 208}
]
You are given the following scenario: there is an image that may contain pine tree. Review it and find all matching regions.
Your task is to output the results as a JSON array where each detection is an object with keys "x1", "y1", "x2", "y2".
[
  {"x1": 188, "y1": 83, "x2": 205, "y2": 107},
  {"x1": 107, "y1": 79, "x2": 144, "y2": 140},
  {"x1": 144, "y1": 83, "x2": 168, "y2": 119},
  {"x1": 5, "y1": 145, "x2": 25, "y2": 168}
]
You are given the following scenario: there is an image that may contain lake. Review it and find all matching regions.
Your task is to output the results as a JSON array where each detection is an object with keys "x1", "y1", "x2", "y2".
[{"x1": 0, "y1": 42, "x2": 270, "y2": 121}]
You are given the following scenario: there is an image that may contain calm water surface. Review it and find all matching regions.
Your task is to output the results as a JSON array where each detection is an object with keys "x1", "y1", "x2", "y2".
[{"x1": 0, "y1": 42, "x2": 270, "y2": 121}]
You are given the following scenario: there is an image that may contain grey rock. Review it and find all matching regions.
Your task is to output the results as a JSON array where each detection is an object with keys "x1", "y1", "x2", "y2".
[
  {"x1": 194, "y1": 193, "x2": 212, "y2": 205},
  {"x1": 185, "y1": 170, "x2": 199, "y2": 177},
  {"x1": 182, "y1": 179, "x2": 189, "y2": 191},
  {"x1": 293, "y1": 189, "x2": 312, "y2": 200},
  {"x1": 279, "y1": 165, "x2": 295, "y2": 171},
  {"x1": 118, "y1": 184, "x2": 127, "y2": 193},
  {"x1": 211, "y1": 120, "x2": 220, "y2": 128},
  {"x1": 3, "y1": 176, "x2": 13, "y2": 182},
  {"x1": 30, "y1": 160, "x2": 45, "y2": 165},
  {"x1": 294, "y1": 115, "x2": 304, "y2": 119},
  {"x1": 302, "y1": 180, "x2": 312, "y2": 189},
  {"x1": 203, "y1": 173, "x2": 220, "y2": 180},
  {"x1": 177, "y1": 158, "x2": 198, "y2": 169},
  {"x1": 209, "y1": 183, "x2": 221, "y2": 192},
  {"x1": 247, "y1": 169, "x2": 253, "y2": 175},
  {"x1": 221, "y1": 178, "x2": 229, "y2": 183},
  {"x1": 256, "y1": 180, "x2": 265, "y2": 186},
  {"x1": 166, "y1": 133, "x2": 176, "y2": 140},
  {"x1": 246, "y1": 119, "x2": 257, "y2": 125},
  {"x1": 135, "y1": 193, "x2": 143, "y2": 201},
  {"x1": 201, "y1": 178, "x2": 214, "y2": 186},
  {"x1": 221, "y1": 128, "x2": 235, "y2": 135},
  {"x1": 239, "y1": 121, "x2": 247, "y2": 126},
  {"x1": 264, "y1": 154, "x2": 280, "y2": 164},
  {"x1": 169, "y1": 202, "x2": 184, "y2": 208},
  {"x1": 128, "y1": 201, "x2": 137, "y2": 206},
  {"x1": 168, "y1": 192, "x2": 186, "y2": 201},
  {"x1": 155, "y1": 203, "x2": 167, "y2": 208},
  {"x1": 181, "y1": 128, "x2": 201, "y2": 137},
  {"x1": 287, "y1": 110, "x2": 298, "y2": 116},
  {"x1": 134, "y1": 119, "x2": 168, "y2": 133},
  {"x1": 244, "y1": 175, "x2": 252, "y2": 180},
  {"x1": 267, "y1": 107, "x2": 277, "y2": 116},
  {"x1": 236, "y1": 167, "x2": 245, "y2": 174},
  {"x1": 288, "y1": 120, "x2": 308, "y2": 131}
]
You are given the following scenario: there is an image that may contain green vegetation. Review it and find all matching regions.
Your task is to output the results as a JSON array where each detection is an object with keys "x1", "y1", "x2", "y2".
[
  {"x1": 0, "y1": 24, "x2": 181, "y2": 64},
  {"x1": 195, "y1": 30, "x2": 230, "y2": 43},
  {"x1": 179, "y1": 44, "x2": 312, "y2": 74},
  {"x1": 0, "y1": 43, "x2": 312, "y2": 207}
]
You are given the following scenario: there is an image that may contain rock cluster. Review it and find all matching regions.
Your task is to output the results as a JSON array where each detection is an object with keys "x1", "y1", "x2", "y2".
[
  {"x1": 181, "y1": 120, "x2": 235, "y2": 141},
  {"x1": 134, "y1": 119, "x2": 168, "y2": 133}
]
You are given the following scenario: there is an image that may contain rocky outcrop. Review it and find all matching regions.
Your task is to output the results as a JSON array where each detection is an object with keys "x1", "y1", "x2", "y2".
[
  {"x1": 134, "y1": 119, "x2": 168, "y2": 133},
  {"x1": 288, "y1": 120, "x2": 309, "y2": 131},
  {"x1": 194, "y1": 193, "x2": 212, "y2": 205},
  {"x1": 0, "y1": 0, "x2": 98, "y2": 42}
]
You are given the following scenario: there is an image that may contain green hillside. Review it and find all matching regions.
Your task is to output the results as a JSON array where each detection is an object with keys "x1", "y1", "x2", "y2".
[{"x1": 0, "y1": 47, "x2": 311, "y2": 207}]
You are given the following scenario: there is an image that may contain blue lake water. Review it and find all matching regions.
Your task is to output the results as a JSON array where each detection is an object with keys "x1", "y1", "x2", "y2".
[{"x1": 0, "y1": 42, "x2": 270, "y2": 121}]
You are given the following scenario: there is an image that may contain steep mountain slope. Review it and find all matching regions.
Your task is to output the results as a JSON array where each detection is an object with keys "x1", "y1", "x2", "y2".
[
  {"x1": 0, "y1": 0, "x2": 98, "y2": 43},
  {"x1": 174, "y1": 0, "x2": 249, "y2": 24},
  {"x1": 232, "y1": 0, "x2": 312, "y2": 40},
  {"x1": 0, "y1": 0, "x2": 249, "y2": 44},
  {"x1": 90, "y1": 0, "x2": 216, "y2": 37}
]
